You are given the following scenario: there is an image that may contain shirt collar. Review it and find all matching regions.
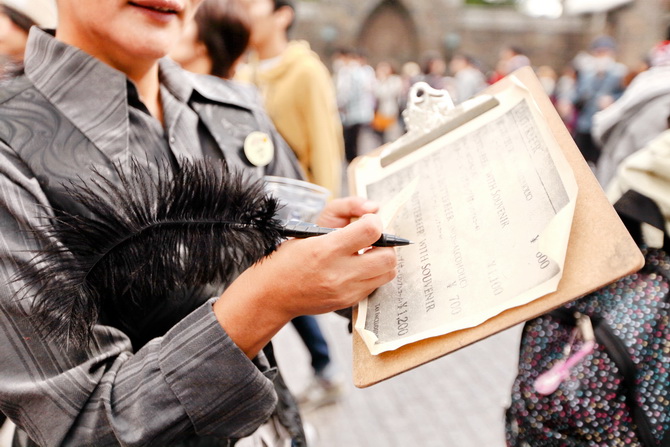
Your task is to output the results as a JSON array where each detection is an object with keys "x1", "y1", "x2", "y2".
[
  {"x1": 23, "y1": 28, "x2": 254, "y2": 151},
  {"x1": 24, "y1": 28, "x2": 132, "y2": 155},
  {"x1": 159, "y1": 58, "x2": 255, "y2": 112},
  {"x1": 158, "y1": 57, "x2": 195, "y2": 103},
  {"x1": 23, "y1": 28, "x2": 203, "y2": 107},
  {"x1": 160, "y1": 56, "x2": 254, "y2": 111}
]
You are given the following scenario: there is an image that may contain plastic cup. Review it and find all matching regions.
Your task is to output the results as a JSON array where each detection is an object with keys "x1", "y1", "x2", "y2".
[{"x1": 263, "y1": 176, "x2": 331, "y2": 223}]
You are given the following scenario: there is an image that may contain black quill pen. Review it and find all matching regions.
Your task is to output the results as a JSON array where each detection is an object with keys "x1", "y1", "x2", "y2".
[{"x1": 19, "y1": 157, "x2": 285, "y2": 349}]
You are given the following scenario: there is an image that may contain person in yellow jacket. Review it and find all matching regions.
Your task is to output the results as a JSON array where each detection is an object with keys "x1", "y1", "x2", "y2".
[
  {"x1": 238, "y1": 0, "x2": 347, "y2": 412},
  {"x1": 237, "y1": 0, "x2": 344, "y2": 198}
]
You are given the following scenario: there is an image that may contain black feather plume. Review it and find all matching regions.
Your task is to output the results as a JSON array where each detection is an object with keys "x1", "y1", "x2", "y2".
[{"x1": 18, "y1": 157, "x2": 285, "y2": 349}]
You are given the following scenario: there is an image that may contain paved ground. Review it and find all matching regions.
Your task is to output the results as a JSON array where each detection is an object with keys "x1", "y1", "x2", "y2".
[{"x1": 275, "y1": 313, "x2": 524, "y2": 447}]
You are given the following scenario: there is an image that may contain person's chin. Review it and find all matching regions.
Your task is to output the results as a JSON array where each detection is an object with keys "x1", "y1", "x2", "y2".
[{"x1": 121, "y1": 28, "x2": 179, "y2": 60}]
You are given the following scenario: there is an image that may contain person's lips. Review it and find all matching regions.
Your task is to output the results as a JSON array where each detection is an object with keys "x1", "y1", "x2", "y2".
[{"x1": 128, "y1": 0, "x2": 183, "y2": 16}]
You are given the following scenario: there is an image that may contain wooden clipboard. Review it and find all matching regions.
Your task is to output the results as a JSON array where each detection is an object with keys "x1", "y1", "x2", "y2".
[{"x1": 348, "y1": 66, "x2": 645, "y2": 388}]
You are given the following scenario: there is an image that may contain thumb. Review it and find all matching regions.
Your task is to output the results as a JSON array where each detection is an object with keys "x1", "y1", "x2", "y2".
[{"x1": 323, "y1": 214, "x2": 383, "y2": 254}]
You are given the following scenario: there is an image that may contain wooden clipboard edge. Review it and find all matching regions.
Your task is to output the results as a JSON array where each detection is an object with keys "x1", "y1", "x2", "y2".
[{"x1": 349, "y1": 66, "x2": 645, "y2": 388}]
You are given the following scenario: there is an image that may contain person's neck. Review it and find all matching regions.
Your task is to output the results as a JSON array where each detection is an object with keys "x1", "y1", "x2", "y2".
[
  {"x1": 180, "y1": 55, "x2": 212, "y2": 77},
  {"x1": 256, "y1": 37, "x2": 289, "y2": 61},
  {"x1": 111, "y1": 58, "x2": 163, "y2": 123},
  {"x1": 130, "y1": 64, "x2": 163, "y2": 124},
  {"x1": 54, "y1": 29, "x2": 165, "y2": 124}
]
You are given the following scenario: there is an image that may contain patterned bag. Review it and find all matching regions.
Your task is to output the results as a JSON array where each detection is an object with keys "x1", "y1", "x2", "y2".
[{"x1": 505, "y1": 191, "x2": 670, "y2": 447}]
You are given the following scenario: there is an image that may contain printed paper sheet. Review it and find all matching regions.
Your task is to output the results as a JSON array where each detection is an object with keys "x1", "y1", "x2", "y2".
[{"x1": 353, "y1": 82, "x2": 578, "y2": 354}]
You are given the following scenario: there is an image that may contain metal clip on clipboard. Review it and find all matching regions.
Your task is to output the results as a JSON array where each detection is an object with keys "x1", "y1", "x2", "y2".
[{"x1": 380, "y1": 82, "x2": 500, "y2": 167}]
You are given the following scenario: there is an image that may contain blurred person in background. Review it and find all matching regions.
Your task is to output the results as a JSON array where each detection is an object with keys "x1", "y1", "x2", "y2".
[
  {"x1": 504, "y1": 46, "x2": 531, "y2": 73},
  {"x1": 571, "y1": 35, "x2": 627, "y2": 166},
  {"x1": 0, "y1": 0, "x2": 56, "y2": 75},
  {"x1": 335, "y1": 48, "x2": 375, "y2": 163},
  {"x1": 592, "y1": 40, "x2": 670, "y2": 189},
  {"x1": 487, "y1": 58, "x2": 509, "y2": 85},
  {"x1": 489, "y1": 45, "x2": 530, "y2": 84},
  {"x1": 448, "y1": 52, "x2": 487, "y2": 104},
  {"x1": 170, "y1": 0, "x2": 250, "y2": 79},
  {"x1": 554, "y1": 63, "x2": 579, "y2": 133},
  {"x1": 536, "y1": 65, "x2": 557, "y2": 101},
  {"x1": 237, "y1": 0, "x2": 343, "y2": 197},
  {"x1": 371, "y1": 60, "x2": 403, "y2": 144},
  {"x1": 420, "y1": 51, "x2": 449, "y2": 91},
  {"x1": 237, "y1": 0, "x2": 349, "y2": 412}
]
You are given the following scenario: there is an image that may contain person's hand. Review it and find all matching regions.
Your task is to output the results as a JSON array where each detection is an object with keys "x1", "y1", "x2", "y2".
[
  {"x1": 213, "y1": 213, "x2": 396, "y2": 357},
  {"x1": 265, "y1": 213, "x2": 395, "y2": 315},
  {"x1": 316, "y1": 196, "x2": 379, "y2": 229}
]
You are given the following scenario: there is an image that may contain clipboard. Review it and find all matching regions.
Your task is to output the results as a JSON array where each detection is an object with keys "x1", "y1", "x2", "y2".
[{"x1": 348, "y1": 66, "x2": 645, "y2": 388}]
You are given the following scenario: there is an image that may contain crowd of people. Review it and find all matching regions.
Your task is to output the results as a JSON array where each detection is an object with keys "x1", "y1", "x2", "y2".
[
  {"x1": 328, "y1": 35, "x2": 670, "y2": 197},
  {"x1": 0, "y1": 0, "x2": 668, "y2": 445}
]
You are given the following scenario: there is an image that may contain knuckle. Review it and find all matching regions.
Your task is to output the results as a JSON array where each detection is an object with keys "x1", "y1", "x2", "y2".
[
  {"x1": 370, "y1": 248, "x2": 397, "y2": 271},
  {"x1": 322, "y1": 270, "x2": 341, "y2": 289},
  {"x1": 305, "y1": 238, "x2": 335, "y2": 262},
  {"x1": 382, "y1": 249, "x2": 397, "y2": 269},
  {"x1": 317, "y1": 270, "x2": 344, "y2": 295},
  {"x1": 360, "y1": 221, "x2": 380, "y2": 241}
]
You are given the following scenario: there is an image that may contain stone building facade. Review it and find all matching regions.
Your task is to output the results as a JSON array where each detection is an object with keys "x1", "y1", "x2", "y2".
[{"x1": 290, "y1": 0, "x2": 670, "y2": 75}]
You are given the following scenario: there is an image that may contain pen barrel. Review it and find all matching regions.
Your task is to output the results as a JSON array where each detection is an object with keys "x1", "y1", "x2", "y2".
[
  {"x1": 280, "y1": 220, "x2": 410, "y2": 247},
  {"x1": 280, "y1": 220, "x2": 336, "y2": 239}
]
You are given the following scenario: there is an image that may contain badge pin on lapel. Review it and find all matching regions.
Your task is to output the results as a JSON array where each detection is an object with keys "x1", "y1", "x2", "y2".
[{"x1": 244, "y1": 131, "x2": 274, "y2": 167}]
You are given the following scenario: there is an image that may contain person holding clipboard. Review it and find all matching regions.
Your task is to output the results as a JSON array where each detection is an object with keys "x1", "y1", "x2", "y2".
[{"x1": 0, "y1": 0, "x2": 397, "y2": 445}]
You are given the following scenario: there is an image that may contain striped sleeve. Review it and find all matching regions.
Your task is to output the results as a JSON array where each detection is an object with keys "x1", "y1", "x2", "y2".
[{"x1": 0, "y1": 144, "x2": 277, "y2": 446}]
